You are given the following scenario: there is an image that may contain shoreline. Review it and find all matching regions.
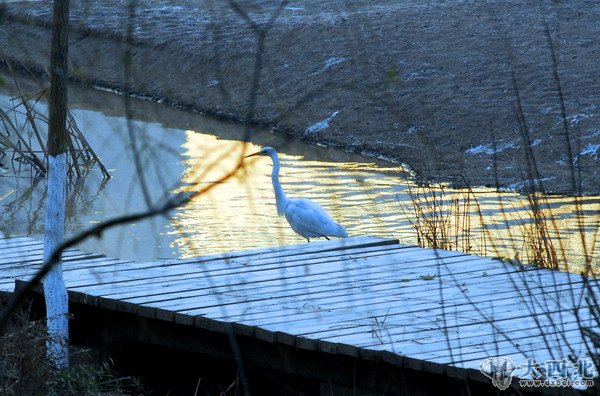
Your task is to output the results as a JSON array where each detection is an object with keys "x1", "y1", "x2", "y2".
[{"x1": 1, "y1": 0, "x2": 598, "y2": 195}]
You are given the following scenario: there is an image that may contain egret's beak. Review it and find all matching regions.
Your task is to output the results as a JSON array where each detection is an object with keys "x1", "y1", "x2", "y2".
[{"x1": 244, "y1": 151, "x2": 263, "y2": 158}]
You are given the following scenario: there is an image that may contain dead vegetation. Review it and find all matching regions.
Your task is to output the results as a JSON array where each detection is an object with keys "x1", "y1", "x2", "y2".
[
  {"x1": 0, "y1": 306, "x2": 144, "y2": 396},
  {"x1": 0, "y1": 66, "x2": 109, "y2": 180}
]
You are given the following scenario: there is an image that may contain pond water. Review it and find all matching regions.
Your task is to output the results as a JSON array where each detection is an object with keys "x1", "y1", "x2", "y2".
[{"x1": 0, "y1": 77, "x2": 598, "y2": 272}]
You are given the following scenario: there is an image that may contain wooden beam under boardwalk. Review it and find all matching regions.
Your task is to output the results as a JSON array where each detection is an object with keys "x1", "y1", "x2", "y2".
[{"x1": 1, "y1": 235, "x2": 598, "y2": 394}]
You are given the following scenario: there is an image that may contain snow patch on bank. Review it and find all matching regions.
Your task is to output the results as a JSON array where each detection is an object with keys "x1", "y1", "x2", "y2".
[
  {"x1": 466, "y1": 142, "x2": 516, "y2": 155},
  {"x1": 305, "y1": 111, "x2": 339, "y2": 134},
  {"x1": 577, "y1": 144, "x2": 600, "y2": 160},
  {"x1": 557, "y1": 143, "x2": 600, "y2": 165},
  {"x1": 587, "y1": 129, "x2": 600, "y2": 139},
  {"x1": 323, "y1": 57, "x2": 346, "y2": 70},
  {"x1": 531, "y1": 138, "x2": 542, "y2": 147},
  {"x1": 566, "y1": 113, "x2": 592, "y2": 126},
  {"x1": 312, "y1": 57, "x2": 346, "y2": 75},
  {"x1": 505, "y1": 177, "x2": 555, "y2": 192}
]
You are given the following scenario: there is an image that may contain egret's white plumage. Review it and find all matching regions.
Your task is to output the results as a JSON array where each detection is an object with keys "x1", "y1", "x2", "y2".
[{"x1": 245, "y1": 147, "x2": 348, "y2": 242}]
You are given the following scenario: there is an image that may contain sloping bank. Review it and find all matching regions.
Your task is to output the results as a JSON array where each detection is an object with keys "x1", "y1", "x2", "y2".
[{"x1": 1, "y1": 0, "x2": 598, "y2": 194}]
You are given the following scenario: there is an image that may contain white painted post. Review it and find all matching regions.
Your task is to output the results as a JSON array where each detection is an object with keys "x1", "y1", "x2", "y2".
[
  {"x1": 43, "y1": 0, "x2": 70, "y2": 369},
  {"x1": 42, "y1": 153, "x2": 69, "y2": 368}
]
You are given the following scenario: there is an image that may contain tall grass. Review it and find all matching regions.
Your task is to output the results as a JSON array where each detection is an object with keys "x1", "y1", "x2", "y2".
[
  {"x1": 0, "y1": 305, "x2": 51, "y2": 395},
  {"x1": 405, "y1": 182, "x2": 486, "y2": 255},
  {"x1": 405, "y1": 183, "x2": 597, "y2": 274},
  {"x1": 0, "y1": 306, "x2": 144, "y2": 395}
]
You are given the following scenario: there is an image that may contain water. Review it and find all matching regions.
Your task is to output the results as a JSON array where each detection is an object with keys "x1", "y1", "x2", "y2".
[{"x1": 0, "y1": 78, "x2": 598, "y2": 271}]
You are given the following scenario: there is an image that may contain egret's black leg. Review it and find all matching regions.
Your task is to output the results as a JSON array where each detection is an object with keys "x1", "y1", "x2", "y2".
[{"x1": 306, "y1": 238, "x2": 310, "y2": 243}]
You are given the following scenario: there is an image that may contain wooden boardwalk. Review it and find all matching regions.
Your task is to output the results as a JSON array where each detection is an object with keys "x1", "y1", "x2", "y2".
[{"x1": 0, "y1": 235, "x2": 597, "y2": 392}]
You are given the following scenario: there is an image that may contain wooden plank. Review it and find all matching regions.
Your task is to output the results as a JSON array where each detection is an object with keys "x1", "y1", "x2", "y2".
[
  {"x1": 358, "y1": 307, "x2": 589, "y2": 356},
  {"x1": 228, "y1": 279, "x2": 588, "y2": 340},
  {"x1": 279, "y1": 267, "x2": 585, "y2": 326},
  {"x1": 201, "y1": 282, "x2": 586, "y2": 337},
  {"x1": 0, "y1": 251, "x2": 131, "y2": 293},
  {"x1": 150, "y1": 262, "x2": 548, "y2": 318},
  {"x1": 67, "y1": 245, "x2": 478, "y2": 299},
  {"x1": 300, "y1": 308, "x2": 592, "y2": 366},
  {"x1": 71, "y1": 249, "x2": 576, "y2": 314},
  {"x1": 0, "y1": 245, "x2": 59, "y2": 259},
  {"x1": 74, "y1": 251, "x2": 576, "y2": 312},
  {"x1": 393, "y1": 324, "x2": 592, "y2": 367},
  {"x1": 210, "y1": 292, "x2": 587, "y2": 355},
  {"x1": 0, "y1": 249, "x2": 102, "y2": 263},
  {"x1": 0, "y1": 254, "x2": 107, "y2": 282},
  {"x1": 416, "y1": 334, "x2": 590, "y2": 374},
  {"x1": 0, "y1": 238, "x2": 406, "y2": 300},
  {"x1": 299, "y1": 327, "x2": 588, "y2": 379},
  {"x1": 11, "y1": 246, "x2": 584, "y2": 354},
  {"x1": 0, "y1": 236, "x2": 390, "y2": 256},
  {"x1": 101, "y1": 258, "x2": 500, "y2": 318},
  {"x1": 156, "y1": 236, "x2": 399, "y2": 271},
  {"x1": 116, "y1": 274, "x2": 580, "y2": 344},
  {"x1": 143, "y1": 274, "x2": 588, "y2": 364},
  {"x1": 0, "y1": 238, "x2": 592, "y2": 312},
  {"x1": 195, "y1": 263, "x2": 578, "y2": 322},
  {"x1": 92, "y1": 248, "x2": 475, "y2": 303},
  {"x1": 0, "y1": 241, "x2": 42, "y2": 252},
  {"x1": 63, "y1": 242, "x2": 415, "y2": 289},
  {"x1": 0, "y1": 250, "x2": 104, "y2": 265},
  {"x1": 0, "y1": 243, "x2": 45, "y2": 255},
  {"x1": 177, "y1": 260, "x2": 549, "y2": 313},
  {"x1": 62, "y1": 247, "x2": 420, "y2": 298},
  {"x1": 0, "y1": 236, "x2": 39, "y2": 246},
  {"x1": 39, "y1": 240, "x2": 404, "y2": 284},
  {"x1": 174, "y1": 236, "x2": 399, "y2": 263},
  {"x1": 148, "y1": 296, "x2": 588, "y2": 358},
  {"x1": 0, "y1": 257, "x2": 133, "y2": 282},
  {"x1": 262, "y1": 276, "x2": 591, "y2": 337}
]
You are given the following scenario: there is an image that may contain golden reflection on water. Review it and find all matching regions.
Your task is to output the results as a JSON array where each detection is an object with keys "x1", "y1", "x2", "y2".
[{"x1": 171, "y1": 131, "x2": 599, "y2": 272}]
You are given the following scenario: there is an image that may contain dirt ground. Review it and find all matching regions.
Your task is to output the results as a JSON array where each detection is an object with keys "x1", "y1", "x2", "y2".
[{"x1": 1, "y1": 0, "x2": 598, "y2": 194}]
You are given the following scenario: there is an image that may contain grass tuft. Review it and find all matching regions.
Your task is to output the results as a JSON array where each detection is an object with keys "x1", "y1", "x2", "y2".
[{"x1": 405, "y1": 182, "x2": 486, "y2": 255}]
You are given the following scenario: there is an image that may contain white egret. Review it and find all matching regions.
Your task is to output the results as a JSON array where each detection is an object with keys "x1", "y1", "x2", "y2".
[{"x1": 245, "y1": 147, "x2": 348, "y2": 242}]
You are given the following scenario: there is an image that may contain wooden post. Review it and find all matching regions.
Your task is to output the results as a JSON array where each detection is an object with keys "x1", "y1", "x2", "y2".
[{"x1": 43, "y1": 0, "x2": 70, "y2": 369}]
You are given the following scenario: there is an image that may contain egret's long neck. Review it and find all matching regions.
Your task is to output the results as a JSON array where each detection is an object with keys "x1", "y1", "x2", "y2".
[{"x1": 270, "y1": 152, "x2": 288, "y2": 216}]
